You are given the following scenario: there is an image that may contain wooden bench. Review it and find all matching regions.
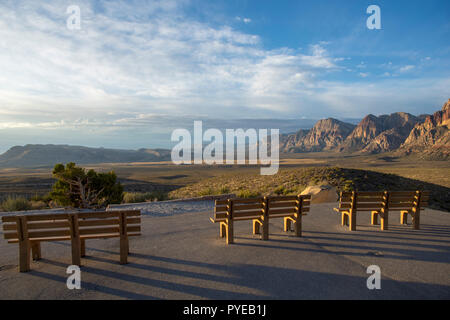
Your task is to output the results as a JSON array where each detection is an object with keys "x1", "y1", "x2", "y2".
[
  {"x1": 1, "y1": 210, "x2": 141, "y2": 272},
  {"x1": 210, "y1": 195, "x2": 311, "y2": 244},
  {"x1": 334, "y1": 191, "x2": 428, "y2": 231},
  {"x1": 210, "y1": 198, "x2": 264, "y2": 244},
  {"x1": 372, "y1": 191, "x2": 429, "y2": 230},
  {"x1": 253, "y1": 195, "x2": 311, "y2": 238}
]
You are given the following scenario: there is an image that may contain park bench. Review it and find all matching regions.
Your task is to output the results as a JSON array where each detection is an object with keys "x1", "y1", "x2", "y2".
[
  {"x1": 1, "y1": 210, "x2": 141, "y2": 272},
  {"x1": 210, "y1": 195, "x2": 311, "y2": 244},
  {"x1": 334, "y1": 191, "x2": 428, "y2": 231},
  {"x1": 372, "y1": 191, "x2": 429, "y2": 230},
  {"x1": 253, "y1": 195, "x2": 311, "y2": 238}
]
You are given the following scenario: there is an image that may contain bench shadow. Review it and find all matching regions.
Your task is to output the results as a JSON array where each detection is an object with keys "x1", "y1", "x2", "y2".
[{"x1": 31, "y1": 254, "x2": 450, "y2": 299}]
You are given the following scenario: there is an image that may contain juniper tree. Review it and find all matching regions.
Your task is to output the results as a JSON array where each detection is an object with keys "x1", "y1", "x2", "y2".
[{"x1": 50, "y1": 162, "x2": 123, "y2": 208}]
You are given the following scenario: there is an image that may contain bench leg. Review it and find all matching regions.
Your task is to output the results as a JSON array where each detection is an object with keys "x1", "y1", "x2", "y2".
[
  {"x1": 226, "y1": 220, "x2": 234, "y2": 244},
  {"x1": 18, "y1": 240, "x2": 31, "y2": 272},
  {"x1": 31, "y1": 242, "x2": 42, "y2": 261},
  {"x1": 253, "y1": 219, "x2": 261, "y2": 235},
  {"x1": 284, "y1": 217, "x2": 291, "y2": 232},
  {"x1": 220, "y1": 222, "x2": 226, "y2": 238},
  {"x1": 371, "y1": 211, "x2": 379, "y2": 225},
  {"x1": 261, "y1": 218, "x2": 269, "y2": 241},
  {"x1": 120, "y1": 235, "x2": 128, "y2": 264},
  {"x1": 400, "y1": 211, "x2": 408, "y2": 225},
  {"x1": 349, "y1": 212, "x2": 356, "y2": 231},
  {"x1": 412, "y1": 211, "x2": 420, "y2": 230},
  {"x1": 80, "y1": 239, "x2": 86, "y2": 257},
  {"x1": 294, "y1": 216, "x2": 302, "y2": 237},
  {"x1": 341, "y1": 212, "x2": 348, "y2": 226},
  {"x1": 71, "y1": 237, "x2": 81, "y2": 266},
  {"x1": 380, "y1": 211, "x2": 389, "y2": 231}
]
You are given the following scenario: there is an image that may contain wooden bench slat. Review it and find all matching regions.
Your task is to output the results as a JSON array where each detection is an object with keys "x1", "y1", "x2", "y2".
[
  {"x1": 233, "y1": 204, "x2": 264, "y2": 211},
  {"x1": 269, "y1": 201, "x2": 297, "y2": 208},
  {"x1": 3, "y1": 224, "x2": 17, "y2": 231},
  {"x1": 215, "y1": 207, "x2": 228, "y2": 213},
  {"x1": 267, "y1": 195, "x2": 298, "y2": 201},
  {"x1": 3, "y1": 232, "x2": 18, "y2": 240},
  {"x1": 268, "y1": 207, "x2": 297, "y2": 215},
  {"x1": 28, "y1": 221, "x2": 70, "y2": 230},
  {"x1": 215, "y1": 200, "x2": 228, "y2": 205},
  {"x1": 78, "y1": 218, "x2": 119, "y2": 227},
  {"x1": 232, "y1": 198, "x2": 264, "y2": 204},
  {"x1": 233, "y1": 211, "x2": 265, "y2": 218},
  {"x1": 28, "y1": 229, "x2": 71, "y2": 238}
]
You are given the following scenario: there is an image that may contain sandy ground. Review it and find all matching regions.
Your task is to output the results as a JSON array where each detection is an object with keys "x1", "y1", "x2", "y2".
[{"x1": 0, "y1": 201, "x2": 449, "y2": 300}]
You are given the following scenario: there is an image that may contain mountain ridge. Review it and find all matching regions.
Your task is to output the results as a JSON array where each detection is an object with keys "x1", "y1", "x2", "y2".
[
  {"x1": 0, "y1": 144, "x2": 171, "y2": 168},
  {"x1": 1, "y1": 99, "x2": 448, "y2": 167}
]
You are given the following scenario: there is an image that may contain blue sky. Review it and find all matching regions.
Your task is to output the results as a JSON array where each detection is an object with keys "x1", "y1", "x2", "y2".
[{"x1": 0, "y1": 0, "x2": 449, "y2": 152}]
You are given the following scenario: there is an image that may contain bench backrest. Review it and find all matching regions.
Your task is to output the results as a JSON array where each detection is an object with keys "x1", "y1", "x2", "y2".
[
  {"x1": 338, "y1": 191, "x2": 386, "y2": 212},
  {"x1": 214, "y1": 197, "x2": 265, "y2": 221},
  {"x1": 266, "y1": 195, "x2": 311, "y2": 218},
  {"x1": 388, "y1": 191, "x2": 429, "y2": 211},
  {"x1": 213, "y1": 195, "x2": 311, "y2": 221},
  {"x1": 230, "y1": 198, "x2": 265, "y2": 221},
  {"x1": 2, "y1": 210, "x2": 141, "y2": 243},
  {"x1": 2, "y1": 213, "x2": 71, "y2": 243},
  {"x1": 338, "y1": 191, "x2": 429, "y2": 212}
]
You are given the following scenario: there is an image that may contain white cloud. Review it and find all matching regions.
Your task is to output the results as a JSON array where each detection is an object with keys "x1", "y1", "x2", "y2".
[
  {"x1": 236, "y1": 16, "x2": 252, "y2": 24},
  {"x1": 399, "y1": 65, "x2": 415, "y2": 73},
  {"x1": 0, "y1": 0, "x2": 448, "y2": 146},
  {"x1": 0, "y1": 1, "x2": 346, "y2": 124}
]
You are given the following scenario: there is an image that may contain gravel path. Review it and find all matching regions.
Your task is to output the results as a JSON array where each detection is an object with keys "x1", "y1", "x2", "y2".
[
  {"x1": 107, "y1": 200, "x2": 215, "y2": 216},
  {"x1": 0, "y1": 199, "x2": 216, "y2": 218}
]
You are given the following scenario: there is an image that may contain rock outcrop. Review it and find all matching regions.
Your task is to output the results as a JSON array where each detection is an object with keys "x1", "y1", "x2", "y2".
[
  {"x1": 281, "y1": 118, "x2": 355, "y2": 152},
  {"x1": 340, "y1": 112, "x2": 420, "y2": 153},
  {"x1": 399, "y1": 99, "x2": 450, "y2": 159}
]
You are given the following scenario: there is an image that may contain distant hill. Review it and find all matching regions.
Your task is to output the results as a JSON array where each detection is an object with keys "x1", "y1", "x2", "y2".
[{"x1": 0, "y1": 145, "x2": 171, "y2": 168}]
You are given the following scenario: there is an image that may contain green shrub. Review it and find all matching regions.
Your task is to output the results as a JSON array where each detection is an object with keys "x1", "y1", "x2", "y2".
[{"x1": 1, "y1": 196, "x2": 32, "y2": 212}]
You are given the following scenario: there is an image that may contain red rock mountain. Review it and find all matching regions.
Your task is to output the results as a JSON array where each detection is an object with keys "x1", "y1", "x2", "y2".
[
  {"x1": 281, "y1": 118, "x2": 355, "y2": 152},
  {"x1": 340, "y1": 112, "x2": 420, "y2": 153},
  {"x1": 281, "y1": 99, "x2": 449, "y2": 158},
  {"x1": 399, "y1": 99, "x2": 450, "y2": 159}
]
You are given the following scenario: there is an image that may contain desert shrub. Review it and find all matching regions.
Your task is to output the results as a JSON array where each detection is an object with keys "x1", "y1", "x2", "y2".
[
  {"x1": 1, "y1": 196, "x2": 32, "y2": 212},
  {"x1": 198, "y1": 187, "x2": 215, "y2": 196},
  {"x1": 218, "y1": 186, "x2": 230, "y2": 194},
  {"x1": 237, "y1": 189, "x2": 261, "y2": 198},
  {"x1": 123, "y1": 192, "x2": 151, "y2": 203},
  {"x1": 123, "y1": 191, "x2": 168, "y2": 203},
  {"x1": 274, "y1": 185, "x2": 289, "y2": 195},
  {"x1": 30, "y1": 200, "x2": 48, "y2": 210},
  {"x1": 31, "y1": 193, "x2": 52, "y2": 203}
]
